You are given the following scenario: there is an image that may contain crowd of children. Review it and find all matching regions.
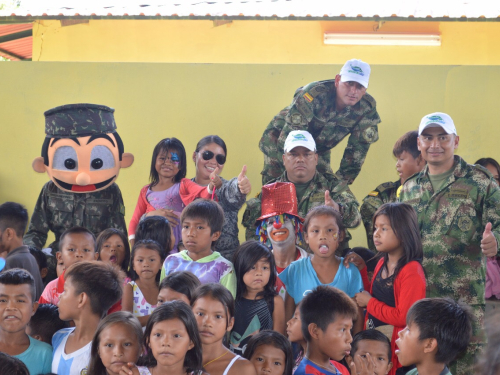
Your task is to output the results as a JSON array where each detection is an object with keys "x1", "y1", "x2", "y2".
[{"x1": 1, "y1": 128, "x2": 500, "y2": 375}]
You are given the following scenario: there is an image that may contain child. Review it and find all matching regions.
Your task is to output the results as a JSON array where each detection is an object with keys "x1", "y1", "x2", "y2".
[
  {"x1": 230, "y1": 241, "x2": 285, "y2": 354},
  {"x1": 129, "y1": 137, "x2": 212, "y2": 253},
  {"x1": 286, "y1": 303, "x2": 349, "y2": 375},
  {"x1": 88, "y1": 311, "x2": 143, "y2": 375},
  {"x1": 0, "y1": 352, "x2": 30, "y2": 375},
  {"x1": 123, "y1": 240, "x2": 163, "y2": 327},
  {"x1": 243, "y1": 330, "x2": 294, "y2": 375},
  {"x1": 97, "y1": 228, "x2": 131, "y2": 277},
  {"x1": 121, "y1": 300, "x2": 204, "y2": 375},
  {"x1": 295, "y1": 286, "x2": 358, "y2": 375},
  {"x1": 360, "y1": 131, "x2": 425, "y2": 252},
  {"x1": 347, "y1": 330, "x2": 393, "y2": 375},
  {"x1": 278, "y1": 206, "x2": 363, "y2": 328},
  {"x1": 161, "y1": 199, "x2": 237, "y2": 297},
  {"x1": 157, "y1": 271, "x2": 201, "y2": 306},
  {"x1": 52, "y1": 261, "x2": 123, "y2": 375},
  {"x1": 191, "y1": 283, "x2": 257, "y2": 375},
  {"x1": 39, "y1": 226, "x2": 98, "y2": 305},
  {"x1": 28, "y1": 246, "x2": 49, "y2": 284},
  {"x1": 353, "y1": 203, "x2": 426, "y2": 375},
  {"x1": 0, "y1": 268, "x2": 52, "y2": 374},
  {"x1": 135, "y1": 216, "x2": 175, "y2": 260},
  {"x1": 395, "y1": 298, "x2": 472, "y2": 375},
  {"x1": 254, "y1": 182, "x2": 307, "y2": 300},
  {"x1": 0, "y1": 201, "x2": 44, "y2": 300},
  {"x1": 26, "y1": 303, "x2": 69, "y2": 345}
]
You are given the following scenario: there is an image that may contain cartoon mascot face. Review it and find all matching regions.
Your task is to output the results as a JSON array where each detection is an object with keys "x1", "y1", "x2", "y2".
[{"x1": 32, "y1": 104, "x2": 134, "y2": 192}]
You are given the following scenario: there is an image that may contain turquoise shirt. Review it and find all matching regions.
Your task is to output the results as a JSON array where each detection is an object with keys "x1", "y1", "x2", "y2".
[{"x1": 14, "y1": 335, "x2": 53, "y2": 375}]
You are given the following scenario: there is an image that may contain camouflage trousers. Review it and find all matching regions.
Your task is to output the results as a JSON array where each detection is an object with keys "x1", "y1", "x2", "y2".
[{"x1": 449, "y1": 304, "x2": 484, "y2": 375}]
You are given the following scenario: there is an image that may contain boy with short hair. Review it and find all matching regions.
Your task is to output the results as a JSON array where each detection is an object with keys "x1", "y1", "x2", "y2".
[
  {"x1": 348, "y1": 330, "x2": 393, "y2": 375},
  {"x1": 38, "y1": 226, "x2": 97, "y2": 305},
  {"x1": 396, "y1": 298, "x2": 472, "y2": 375},
  {"x1": 0, "y1": 268, "x2": 52, "y2": 374},
  {"x1": 360, "y1": 131, "x2": 425, "y2": 251},
  {"x1": 0, "y1": 202, "x2": 44, "y2": 300},
  {"x1": 160, "y1": 199, "x2": 236, "y2": 296},
  {"x1": 52, "y1": 261, "x2": 123, "y2": 375},
  {"x1": 296, "y1": 285, "x2": 358, "y2": 375},
  {"x1": 26, "y1": 303, "x2": 69, "y2": 345}
]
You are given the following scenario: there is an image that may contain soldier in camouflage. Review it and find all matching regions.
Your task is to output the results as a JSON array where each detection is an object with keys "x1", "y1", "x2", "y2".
[
  {"x1": 259, "y1": 58, "x2": 381, "y2": 185},
  {"x1": 360, "y1": 131, "x2": 425, "y2": 251},
  {"x1": 24, "y1": 104, "x2": 134, "y2": 282},
  {"x1": 399, "y1": 113, "x2": 500, "y2": 375},
  {"x1": 244, "y1": 130, "x2": 361, "y2": 252}
]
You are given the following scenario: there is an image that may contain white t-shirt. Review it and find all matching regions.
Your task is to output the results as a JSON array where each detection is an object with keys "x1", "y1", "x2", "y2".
[{"x1": 52, "y1": 327, "x2": 92, "y2": 375}]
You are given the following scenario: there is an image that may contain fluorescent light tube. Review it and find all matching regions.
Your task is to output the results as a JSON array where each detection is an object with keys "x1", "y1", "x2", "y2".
[{"x1": 324, "y1": 33, "x2": 441, "y2": 46}]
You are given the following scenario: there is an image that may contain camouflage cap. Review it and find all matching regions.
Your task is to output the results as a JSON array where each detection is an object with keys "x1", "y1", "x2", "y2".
[{"x1": 44, "y1": 103, "x2": 116, "y2": 138}]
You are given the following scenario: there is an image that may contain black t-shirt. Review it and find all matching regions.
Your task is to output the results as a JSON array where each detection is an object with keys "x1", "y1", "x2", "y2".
[{"x1": 367, "y1": 271, "x2": 395, "y2": 328}]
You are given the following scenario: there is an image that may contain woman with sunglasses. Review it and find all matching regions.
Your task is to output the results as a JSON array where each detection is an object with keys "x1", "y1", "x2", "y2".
[{"x1": 192, "y1": 135, "x2": 252, "y2": 260}]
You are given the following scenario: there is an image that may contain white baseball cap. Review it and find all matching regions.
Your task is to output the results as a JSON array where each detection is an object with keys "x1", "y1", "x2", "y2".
[
  {"x1": 418, "y1": 112, "x2": 457, "y2": 135},
  {"x1": 339, "y1": 59, "x2": 371, "y2": 88},
  {"x1": 284, "y1": 130, "x2": 316, "y2": 153}
]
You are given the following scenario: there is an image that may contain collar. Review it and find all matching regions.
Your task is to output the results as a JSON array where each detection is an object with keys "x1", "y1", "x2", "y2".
[
  {"x1": 6, "y1": 245, "x2": 29, "y2": 258},
  {"x1": 417, "y1": 155, "x2": 467, "y2": 183}
]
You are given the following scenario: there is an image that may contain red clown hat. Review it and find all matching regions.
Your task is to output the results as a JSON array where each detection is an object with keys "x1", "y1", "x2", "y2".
[{"x1": 256, "y1": 182, "x2": 304, "y2": 223}]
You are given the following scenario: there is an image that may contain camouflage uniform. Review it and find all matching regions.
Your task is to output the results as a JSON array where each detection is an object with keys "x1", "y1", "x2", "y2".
[
  {"x1": 360, "y1": 180, "x2": 401, "y2": 251},
  {"x1": 399, "y1": 156, "x2": 500, "y2": 375},
  {"x1": 259, "y1": 80, "x2": 381, "y2": 185},
  {"x1": 242, "y1": 171, "x2": 361, "y2": 253}
]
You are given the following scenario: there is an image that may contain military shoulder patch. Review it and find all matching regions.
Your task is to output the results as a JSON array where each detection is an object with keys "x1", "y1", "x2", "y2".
[
  {"x1": 309, "y1": 85, "x2": 327, "y2": 97},
  {"x1": 368, "y1": 191, "x2": 379, "y2": 197},
  {"x1": 303, "y1": 93, "x2": 313, "y2": 103}
]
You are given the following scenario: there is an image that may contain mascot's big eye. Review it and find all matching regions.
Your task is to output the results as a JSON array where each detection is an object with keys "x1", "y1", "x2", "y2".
[
  {"x1": 53, "y1": 146, "x2": 79, "y2": 171},
  {"x1": 90, "y1": 145, "x2": 115, "y2": 171}
]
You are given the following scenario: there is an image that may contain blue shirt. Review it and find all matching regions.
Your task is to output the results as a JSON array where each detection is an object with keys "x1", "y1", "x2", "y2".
[
  {"x1": 52, "y1": 327, "x2": 92, "y2": 375},
  {"x1": 14, "y1": 335, "x2": 53, "y2": 375},
  {"x1": 278, "y1": 257, "x2": 363, "y2": 304},
  {"x1": 295, "y1": 357, "x2": 341, "y2": 375}
]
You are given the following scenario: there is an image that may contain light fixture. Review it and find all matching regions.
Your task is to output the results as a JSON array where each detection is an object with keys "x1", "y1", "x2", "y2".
[{"x1": 324, "y1": 33, "x2": 441, "y2": 46}]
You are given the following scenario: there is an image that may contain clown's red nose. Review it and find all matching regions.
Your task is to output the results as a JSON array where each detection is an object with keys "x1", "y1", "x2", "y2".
[{"x1": 273, "y1": 221, "x2": 282, "y2": 229}]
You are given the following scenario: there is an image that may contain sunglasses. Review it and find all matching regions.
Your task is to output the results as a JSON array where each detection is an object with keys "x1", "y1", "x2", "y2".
[{"x1": 201, "y1": 150, "x2": 226, "y2": 165}]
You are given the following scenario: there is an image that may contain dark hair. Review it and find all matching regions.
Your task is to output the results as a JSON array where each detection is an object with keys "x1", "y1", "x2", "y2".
[
  {"x1": 149, "y1": 137, "x2": 187, "y2": 187},
  {"x1": 143, "y1": 301, "x2": 202, "y2": 372},
  {"x1": 476, "y1": 311, "x2": 500, "y2": 375},
  {"x1": 28, "y1": 246, "x2": 48, "y2": 275},
  {"x1": 134, "y1": 216, "x2": 173, "y2": 258},
  {"x1": 372, "y1": 202, "x2": 423, "y2": 279},
  {"x1": 65, "y1": 261, "x2": 123, "y2": 317},
  {"x1": 28, "y1": 304, "x2": 69, "y2": 345},
  {"x1": 191, "y1": 283, "x2": 235, "y2": 328},
  {"x1": 406, "y1": 297, "x2": 473, "y2": 364},
  {"x1": 195, "y1": 135, "x2": 228, "y2": 156},
  {"x1": 130, "y1": 240, "x2": 164, "y2": 282},
  {"x1": 300, "y1": 285, "x2": 358, "y2": 342},
  {"x1": 303, "y1": 205, "x2": 345, "y2": 242},
  {"x1": 41, "y1": 132, "x2": 125, "y2": 166},
  {"x1": 476, "y1": 157, "x2": 500, "y2": 179},
  {"x1": 0, "y1": 268, "x2": 36, "y2": 302},
  {"x1": 58, "y1": 226, "x2": 96, "y2": 252},
  {"x1": 96, "y1": 228, "x2": 131, "y2": 275},
  {"x1": 181, "y1": 199, "x2": 224, "y2": 234},
  {"x1": 351, "y1": 330, "x2": 392, "y2": 362},
  {"x1": 88, "y1": 311, "x2": 143, "y2": 375},
  {"x1": 159, "y1": 271, "x2": 201, "y2": 303},
  {"x1": 393, "y1": 131, "x2": 420, "y2": 159},
  {"x1": 0, "y1": 202, "x2": 28, "y2": 237},
  {"x1": 243, "y1": 330, "x2": 294, "y2": 375},
  {"x1": 233, "y1": 241, "x2": 277, "y2": 308},
  {"x1": 0, "y1": 352, "x2": 29, "y2": 375}
]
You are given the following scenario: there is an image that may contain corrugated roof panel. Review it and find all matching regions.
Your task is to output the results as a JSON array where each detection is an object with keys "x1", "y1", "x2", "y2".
[
  {"x1": 1, "y1": 0, "x2": 500, "y2": 20},
  {"x1": 0, "y1": 37, "x2": 32, "y2": 59}
]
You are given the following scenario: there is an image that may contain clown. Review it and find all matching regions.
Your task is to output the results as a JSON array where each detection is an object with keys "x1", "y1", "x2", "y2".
[
  {"x1": 255, "y1": 182, "x2": 308, "y2": 300},
  {"x1": 24, "y1": 104, "x2": 134, "y2": 281}
]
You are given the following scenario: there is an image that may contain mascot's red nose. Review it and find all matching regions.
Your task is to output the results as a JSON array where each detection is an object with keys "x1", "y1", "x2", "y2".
[{"x1": 273, "y1": 221, "x2": 282, "y2": 229}]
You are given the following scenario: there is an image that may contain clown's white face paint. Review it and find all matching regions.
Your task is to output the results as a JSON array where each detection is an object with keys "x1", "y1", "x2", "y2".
[{"x1": 267, "y1": 218, "x2": 296, "y2": 252}]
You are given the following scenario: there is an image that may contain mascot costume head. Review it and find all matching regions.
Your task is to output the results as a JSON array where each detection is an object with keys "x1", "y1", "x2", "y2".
[
  {"x1": 256, "y1": 182, "x2": 303, "y2": 249},
  {"x1": 32, "y1": 103, "x2": 134, "y2": 191}
]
